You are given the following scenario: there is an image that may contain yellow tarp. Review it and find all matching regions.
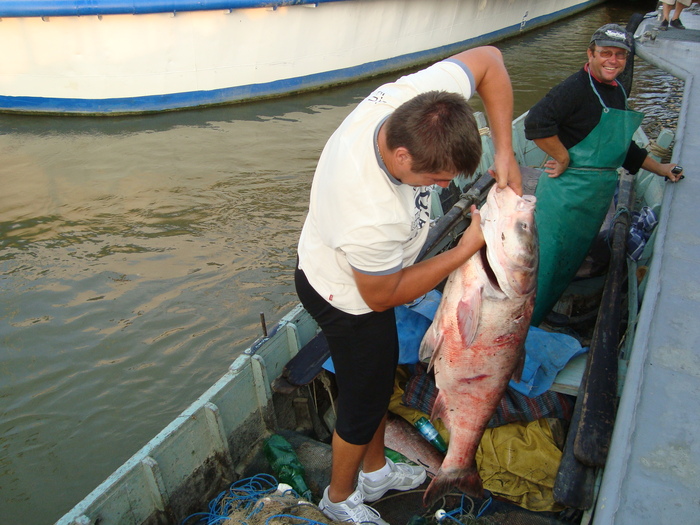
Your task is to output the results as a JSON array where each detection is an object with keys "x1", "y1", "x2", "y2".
[{"x1": 476, "y1": 419, "x2": 563, "y2": 512}]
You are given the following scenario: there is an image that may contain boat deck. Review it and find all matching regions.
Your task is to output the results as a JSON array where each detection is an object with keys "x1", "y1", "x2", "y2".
[{"x1": 595, "y1": 8, "x2": 700, "y2": 524}]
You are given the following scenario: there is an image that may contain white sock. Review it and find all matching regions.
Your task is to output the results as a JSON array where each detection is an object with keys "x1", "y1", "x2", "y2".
[{"x1": 362, "y1": 459, "x2": 391, "y2": 481}]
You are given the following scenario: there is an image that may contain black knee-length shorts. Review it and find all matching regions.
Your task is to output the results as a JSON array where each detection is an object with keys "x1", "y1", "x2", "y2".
[{"x1": 295, "y1": 265, "x2": 399, "y2": 445}]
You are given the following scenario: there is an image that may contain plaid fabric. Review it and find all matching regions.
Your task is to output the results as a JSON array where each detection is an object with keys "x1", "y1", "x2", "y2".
[
  {"x1": 403, "y1": 362, "x2": 574, "y2": 428},
  {"x1": 627, "y1": 206, "x2": 658, "y2": 261}
]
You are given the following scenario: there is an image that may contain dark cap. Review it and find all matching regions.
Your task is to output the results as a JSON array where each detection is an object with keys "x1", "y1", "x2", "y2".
[{"x1": 590, "y1": 24, "x2": 632, "y2": 52}]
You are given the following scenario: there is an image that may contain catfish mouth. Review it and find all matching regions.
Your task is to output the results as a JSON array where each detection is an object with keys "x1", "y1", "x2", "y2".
[
  {"x1": 479, "y1": 244, "x2": 502, "y2": 292},
  {"x1": 479, "y1": 237, "x2": 536, "y2": 297}
]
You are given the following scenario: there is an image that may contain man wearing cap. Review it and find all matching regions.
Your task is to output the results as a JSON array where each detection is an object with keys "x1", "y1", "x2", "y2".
[{"x1": 524, "y1": 24, "x2": 683, "y2": 326}]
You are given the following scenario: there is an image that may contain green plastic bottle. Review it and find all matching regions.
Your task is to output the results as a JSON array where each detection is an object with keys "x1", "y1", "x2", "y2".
[
  {"x1": 263, "y1": 434, "x2": 312, "y2": 500},
  {"x1": 384, "y1": 446, "x2": 414, "y2": 465},
  {"x1": 414, "y1": 417, "x2": 448, "y2": 453}
]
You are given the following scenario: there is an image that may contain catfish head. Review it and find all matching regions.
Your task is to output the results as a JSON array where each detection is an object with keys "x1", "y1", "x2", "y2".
[{"x1": 480, "y1": 185, "x2": 538, "y2": 299}]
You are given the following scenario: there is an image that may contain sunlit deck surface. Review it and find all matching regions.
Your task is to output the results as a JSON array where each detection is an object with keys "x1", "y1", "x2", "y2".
[{"x1": 596, "y1": 8, "x2": 700, "y2": 524}]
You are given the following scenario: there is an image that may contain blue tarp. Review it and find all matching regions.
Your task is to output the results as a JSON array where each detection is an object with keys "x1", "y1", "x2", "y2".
[
  {"x1": 323, "y1": 290, "x2": 587, "y2": 397},
  {"x1": 510, "y1": 326, "x2": 587, "y2": 397}
]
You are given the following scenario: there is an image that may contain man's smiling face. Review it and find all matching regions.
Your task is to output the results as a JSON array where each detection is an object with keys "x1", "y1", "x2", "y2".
[{"x1": 587, "y1": 46, "x2": 628, "y2": 85}]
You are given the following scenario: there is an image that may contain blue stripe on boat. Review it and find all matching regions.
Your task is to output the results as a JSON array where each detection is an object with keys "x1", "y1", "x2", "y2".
[
  {"x1": 0, "y1": 32, "x2": 497, "y2": 114},
  {"x1": 0, "y1": 0, "x2": 344, "y2": 18}
]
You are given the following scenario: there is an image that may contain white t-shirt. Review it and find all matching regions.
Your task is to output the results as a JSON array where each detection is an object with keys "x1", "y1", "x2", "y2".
[{"x1": 298, "y1": 58, "x2": 475, "y2": 314}]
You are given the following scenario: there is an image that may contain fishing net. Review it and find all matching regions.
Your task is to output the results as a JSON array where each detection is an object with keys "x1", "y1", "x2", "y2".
[
  {"x1": 186, "y1": 472, "x2": 580, "y2": 525},
  {"x1": 181, "y1": 474, "x2": 343, "y2": 525},
  {"x1": 221, "y1": 492, "x2": 344, "y2": 525}
]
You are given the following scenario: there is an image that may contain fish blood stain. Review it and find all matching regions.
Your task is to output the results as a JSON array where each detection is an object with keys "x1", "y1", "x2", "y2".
[{"x1": 459, "y1": 374, "x2": 489, "y2": 383}]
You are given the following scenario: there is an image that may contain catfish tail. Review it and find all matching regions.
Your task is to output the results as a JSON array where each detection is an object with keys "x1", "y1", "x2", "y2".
[{"x1": 422, "y1": 465, "x2": 483, "y2": 507}]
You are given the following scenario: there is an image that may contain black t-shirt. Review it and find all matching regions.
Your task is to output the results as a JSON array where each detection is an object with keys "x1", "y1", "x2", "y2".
[{"x1": 524, "y1": 67, "x2": 647, "y2": 173}]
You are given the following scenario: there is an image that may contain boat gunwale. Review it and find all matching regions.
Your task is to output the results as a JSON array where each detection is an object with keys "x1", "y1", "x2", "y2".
[{"x1": 593, "y1": 14, "x2": 694, "y2": 524}]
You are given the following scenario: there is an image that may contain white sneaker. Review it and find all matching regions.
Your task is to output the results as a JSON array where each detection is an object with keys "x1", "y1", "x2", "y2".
[
  {"x1": 357, "y1": 457, "x2": 427, "y2": 502},
  {"x1": 318, "y1": 487, "x2": 389, "y2": 525}
]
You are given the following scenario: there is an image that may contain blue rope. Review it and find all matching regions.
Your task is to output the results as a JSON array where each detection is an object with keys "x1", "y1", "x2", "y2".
[
  {"x1": 440, "y1": 494, "x2": 473, "y2": 523},
  {"x1": 613, "y1": 206, "x2": 631, "y2": 223},
  {"x1": 475, "y1": 494, "x2": 493, "y2": 518},
  {"x1": 438, "y1": 492, "x2": 493, "y2": 523},
  {"x1": 179, "y1": 474, "x2": 280, "y2": 525}
]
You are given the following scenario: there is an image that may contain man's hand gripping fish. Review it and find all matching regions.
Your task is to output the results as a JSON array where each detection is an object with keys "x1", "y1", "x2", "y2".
[{"x1": 419, "y1": 185, "x2": 538, "y2": 506}]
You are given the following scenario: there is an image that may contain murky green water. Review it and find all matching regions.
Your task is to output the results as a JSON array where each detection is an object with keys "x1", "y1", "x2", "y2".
[{"x1": 1, "y1": 1, "x2": 681, "y2": 522}]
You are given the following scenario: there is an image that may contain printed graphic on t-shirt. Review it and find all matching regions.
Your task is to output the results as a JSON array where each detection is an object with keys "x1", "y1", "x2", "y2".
[
  {"x1": 410, "y1": 187, "x2": 431, "y2": 239},
  {"x1": 366, "y1": 90, "x2": 387, "y2": 105}
]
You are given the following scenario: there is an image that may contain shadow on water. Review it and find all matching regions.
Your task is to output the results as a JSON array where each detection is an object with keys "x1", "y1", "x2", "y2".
[{"x1": 0, "y1": 79, "x2": 382, "y2": 137}]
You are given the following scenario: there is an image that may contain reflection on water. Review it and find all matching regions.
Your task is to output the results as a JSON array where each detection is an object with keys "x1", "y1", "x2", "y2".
[
  {"x1": 0, "y1": 1, "x2": 676, "y2": 523},
  {"x1": 0, "y1": 92, "x2": 361, "y2": 522}
]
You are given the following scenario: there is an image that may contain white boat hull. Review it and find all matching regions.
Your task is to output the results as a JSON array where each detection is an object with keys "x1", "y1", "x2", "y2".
[{"x1": 0, "y1": 0, "x2": 604, "y2": 114}]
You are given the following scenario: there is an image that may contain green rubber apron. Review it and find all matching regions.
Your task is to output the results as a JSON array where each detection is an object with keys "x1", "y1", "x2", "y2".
[{"x1": 531, "y1": 74, "x2": 644, "y2": 326}]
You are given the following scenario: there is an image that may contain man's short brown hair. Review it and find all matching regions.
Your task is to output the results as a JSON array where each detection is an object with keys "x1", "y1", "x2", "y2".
[{"x1": 384, "y1": 91, "x2": 482, "y2": 176}]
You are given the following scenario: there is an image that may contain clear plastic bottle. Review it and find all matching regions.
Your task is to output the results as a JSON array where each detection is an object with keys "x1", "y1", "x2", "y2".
[
  {"x1": 263, "y1": 434, "x2": 312, "y2": 500},
  {"x1": 414, "y1": 417, "x2": 448, "y2": 453}
]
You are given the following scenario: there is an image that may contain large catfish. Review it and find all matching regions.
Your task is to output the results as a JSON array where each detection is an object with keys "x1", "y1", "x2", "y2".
[{"x1": 419, "y1": 184, "x2": 538, "y2": 506}]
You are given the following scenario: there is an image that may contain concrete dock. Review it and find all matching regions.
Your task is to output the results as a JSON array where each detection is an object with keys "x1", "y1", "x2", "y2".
[{"x1": 595, "y1": 6, "x2": 700, "y2": 524}]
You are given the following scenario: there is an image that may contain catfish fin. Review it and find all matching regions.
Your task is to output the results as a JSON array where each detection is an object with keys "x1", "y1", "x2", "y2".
[
  {"x1": 420, "y1": 332, "x2": 444, "y2": 372},
  {"x1": 457, "y1": 285, "x2": 483, "y2": 348},
  {"x1": 426, "y1": 343, "x2": 442, "y2": 373},
  {"x1": 510, "y1": 344, "x2": 526, "y2": 382},
  {"x1": 418, "y1": 322, "x2": 442, "y2": 365},
  {"x1": 422, "y1": 465, "x2": 483, "y2": 507},
  {"x1": 430, "y1": 390, "x2": 447, "y2": 425}
]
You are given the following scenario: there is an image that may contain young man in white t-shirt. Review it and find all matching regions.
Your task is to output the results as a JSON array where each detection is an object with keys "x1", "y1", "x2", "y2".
[{"x1": 295, "y1": 46, "x2": 521, "y2": 524}]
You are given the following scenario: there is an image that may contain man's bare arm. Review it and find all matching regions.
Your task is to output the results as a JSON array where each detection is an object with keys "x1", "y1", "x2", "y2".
[
  {"x1": 452, "y1": 46, "x2": 522, "y2": 195},
  {"x1": 353, "y1": 207, "x2": 484, "y2": 311},
  {"x1": 534, "y1": 136, "x2": 570, "y2": 178}
]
